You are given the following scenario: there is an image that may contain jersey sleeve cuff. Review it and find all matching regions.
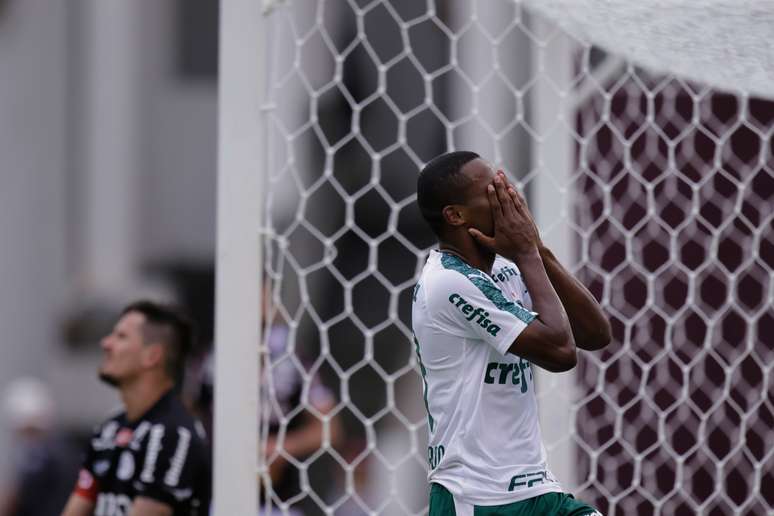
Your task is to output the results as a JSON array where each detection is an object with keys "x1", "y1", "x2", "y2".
[
  {"x1": 493, "y1": 321, "x2": 529, "y2": 356},
  {"x1": 73, "y1": 468, "x2": 100, "y2": 502}
]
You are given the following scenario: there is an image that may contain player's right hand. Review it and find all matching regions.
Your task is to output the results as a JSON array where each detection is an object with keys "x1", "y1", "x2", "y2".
[{"x1": 468, "y1": 171, "x2": 541, "y2": 260}]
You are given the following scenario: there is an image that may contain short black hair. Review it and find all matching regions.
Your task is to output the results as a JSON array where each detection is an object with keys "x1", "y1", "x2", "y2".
[
  {"x1": 416, "y1": 150, "x2": 480, "y2": 236},
  {"x1": 121, "y1": 300, "x2": 194, "y2": 383}
]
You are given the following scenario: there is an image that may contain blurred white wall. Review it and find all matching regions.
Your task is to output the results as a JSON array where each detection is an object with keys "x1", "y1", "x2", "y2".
[
  {"x1": 137, "y1": 1, "x2": 218, "y2": 264},
  {"x1": 0, "y1": 0, "x2": 70, "y2": 483}
]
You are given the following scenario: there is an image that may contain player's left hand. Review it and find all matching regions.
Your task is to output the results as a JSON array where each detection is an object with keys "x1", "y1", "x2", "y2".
[{"x1": 499, "y1": 172, "x2": 542, "y2": 248}]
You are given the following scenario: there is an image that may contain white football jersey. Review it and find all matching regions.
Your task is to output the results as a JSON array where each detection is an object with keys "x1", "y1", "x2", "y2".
[{"x1": 411, "y1": 249, "x2": 563, "y2": 506}]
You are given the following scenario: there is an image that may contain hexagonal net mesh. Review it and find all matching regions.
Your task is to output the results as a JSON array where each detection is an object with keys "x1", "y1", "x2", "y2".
[{"x1": 251, "y1": 1, "x2": 774, "y2": 514}]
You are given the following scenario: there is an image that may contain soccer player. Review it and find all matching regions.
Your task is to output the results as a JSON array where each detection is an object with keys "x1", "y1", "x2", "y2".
[
  {"x1": 412, "y1": 151, "x2": 611, "y2": 515},
  {"x1": 60, "y1": 301, "x2": 210, "y2": 516}
]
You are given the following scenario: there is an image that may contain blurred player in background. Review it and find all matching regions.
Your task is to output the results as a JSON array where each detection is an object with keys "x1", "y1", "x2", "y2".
[
  {"x1": 60, "y1": 301, "x2": 210, "y2": 516},
  {"x1": 413, "y1": 151, "x2": 611, "y2": 515},
  {"x1": 196, "y1": 279, "x2": 342, "y2": 515},
  {"x1": 0, "y1": 377, "x2": 78, "y2": 516}
]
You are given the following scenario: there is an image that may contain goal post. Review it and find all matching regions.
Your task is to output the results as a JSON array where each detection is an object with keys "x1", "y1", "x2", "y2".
[
  {"x1": 528, "y1": 15, "x2": 579, "y2": 490},
  {"x1": 215, "y1": 1, "x2": 774, "y2": 515},
  {"x1": 213, "y1": 0, "x2": 265, "y2": 514}
]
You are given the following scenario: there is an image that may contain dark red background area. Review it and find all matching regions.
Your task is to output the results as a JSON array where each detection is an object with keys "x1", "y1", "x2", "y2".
[{"x1": 575, "y1": 80, "x2": 774, "y2": 515}]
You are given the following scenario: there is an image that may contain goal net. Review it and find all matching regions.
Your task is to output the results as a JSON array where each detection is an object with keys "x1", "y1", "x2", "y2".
[{"x1": 215, "y1": 1, "x2": 774, "y2": 515}]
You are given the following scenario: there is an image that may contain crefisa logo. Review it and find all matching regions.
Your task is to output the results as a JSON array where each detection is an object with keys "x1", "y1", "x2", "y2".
[{"x1": 448, "y1": 293, "x2": 501, "y2": 336}]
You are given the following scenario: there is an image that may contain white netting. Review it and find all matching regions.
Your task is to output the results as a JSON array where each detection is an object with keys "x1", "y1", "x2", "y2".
[
  {"x1": 524, "y1": 0, "x2": 774, "y2": 99},
  {"x1": 253, "y1": 1, "x2": 774, "y2": 515}
]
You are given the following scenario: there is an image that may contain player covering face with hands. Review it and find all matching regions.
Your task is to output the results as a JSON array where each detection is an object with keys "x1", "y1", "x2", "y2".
[{"x1": 412, "y1": 151, "x2": 610, "y2": 515}]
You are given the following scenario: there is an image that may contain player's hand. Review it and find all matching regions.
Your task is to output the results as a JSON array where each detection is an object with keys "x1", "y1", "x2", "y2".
[
  {"x1": 504, "y1": 175, "x2": 543, "y2": 249},
  {"x1": 497, "y1": 171, "x2": 542, "y2": 250},
  {"x1": 468, "y1": 171, "x2": 541, "y2": 260}
]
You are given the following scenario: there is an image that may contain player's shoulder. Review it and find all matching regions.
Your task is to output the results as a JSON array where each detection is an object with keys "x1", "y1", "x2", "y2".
[
  {"x1": 86, "y1": 410, "x2": 127, "y2": 452},
  {"x1": 418, "y1": 251, "x2": 496, "y2": 305},
  {"x1": 146, "y1": 393, "x2": 209, "y2": 443}
]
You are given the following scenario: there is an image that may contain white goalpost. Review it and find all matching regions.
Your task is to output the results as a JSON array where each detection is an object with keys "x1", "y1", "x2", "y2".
[
  {"x1": 214, "y1": 1, "x2": 265, "y2": 514},
  {"x1": 216, "y1": 1, "x2": 774, "y2": 515}
]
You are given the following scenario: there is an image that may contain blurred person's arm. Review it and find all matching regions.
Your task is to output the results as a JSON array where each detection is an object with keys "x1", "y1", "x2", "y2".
[
  {"x1": 128, "y1": 497, "x2": 172, "y2": 516},
  {"x1": 264, "y1": 396, "x2": 342, "y2": 484},
  {"x1": 273, "y1": 401, "x2": 342, "y2": 458},
  {"x1": 0, "y1": 487, "x2": 18, "y2": 516},
  {"x1": 60, "y1": 493, "x2": 94, "y2": 516},
  {"x1": 61, "y1": 466, "x2": 100, "y2": 516}
]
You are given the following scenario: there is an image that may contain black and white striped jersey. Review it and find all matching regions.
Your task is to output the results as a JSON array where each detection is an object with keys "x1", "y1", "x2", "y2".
[{"x1": 74, "y1": 390, "x2": 210, "y2": 516}]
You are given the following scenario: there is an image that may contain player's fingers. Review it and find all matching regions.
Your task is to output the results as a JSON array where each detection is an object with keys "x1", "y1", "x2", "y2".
[
  {"x1": 495, "y1": 178, "x2": 519, "y2": 219},
  {"x1": 509, "y1": 185, "x2": 528, "y2": 207},
  {"x1": 494, "y1": 173, "x2": 526, "y2": 224},
  {"x1": 487, "y1": 183, "x2": 504, "y2": 220},
  {"x1": 494, "y1": 176, "x2": 517, "y2": 218},
  {"x1": 518, "y1": 193, "x2": 537, "y2": 223},
  {"x1": 468, "y1": 228, "x2": 496, "y2": 249},
  {"x1": 508, "y1": 188, "x2": 539, "y2": 235},
  {"x1": 507, "y1": 182, "x2": 533, "y2": 217},
  {"x1": 498, "y1": 171, "x2": 518, "y2": 196},
  {"x1": 496, "y1": 171, "x2": 521, "y2": 209},
  {"x1": 508, "y1": 186, "x2": 527, "y2": 214}
]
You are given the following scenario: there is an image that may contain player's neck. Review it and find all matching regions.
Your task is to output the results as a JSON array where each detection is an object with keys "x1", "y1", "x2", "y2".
[
  {"x1": 120, "y1": 375, "x2": 175, "y2": 422},
  {"x1": 439, "y1": 238, "x2": 495, "y2": 274}
]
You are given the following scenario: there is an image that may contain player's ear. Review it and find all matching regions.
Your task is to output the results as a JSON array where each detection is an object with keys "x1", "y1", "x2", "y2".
[
  {"x1": 442, "y1": 205, "x2": 466, "y2": 227},
  {"x1": 141, "y1": 342, "x2": 166, "y2": 369}
]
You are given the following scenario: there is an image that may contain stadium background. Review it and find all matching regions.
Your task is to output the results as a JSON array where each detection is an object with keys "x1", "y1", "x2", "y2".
[
  {"x1": 0, "y1": 0, "x2": 221, "y2": 501},
  {"x1": 1, "y1": 1, "x2": 772, "y2": 515}
]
